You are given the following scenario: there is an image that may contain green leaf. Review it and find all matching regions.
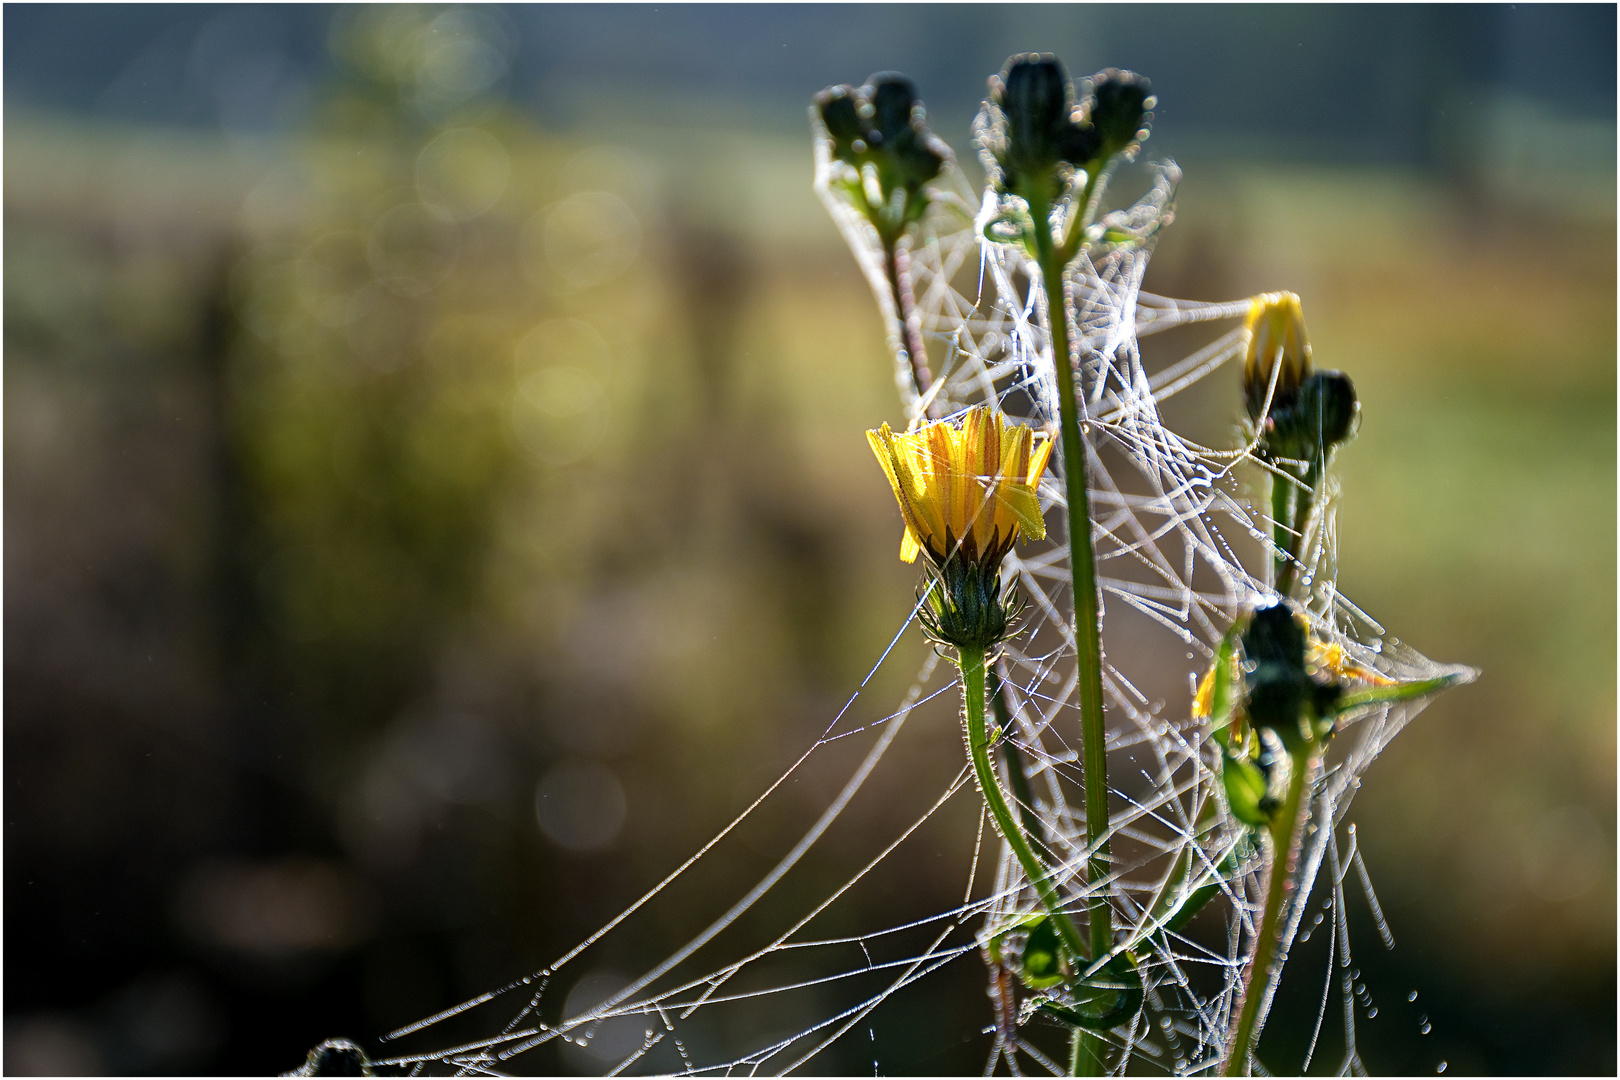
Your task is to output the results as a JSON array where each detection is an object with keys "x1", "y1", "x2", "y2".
[
  {"x1": 1222, "y1": 747, "x2": 1272, "y2": 828},
  {"x1": 1018, "y1": 914, "x2": 1067, "y2": 990},
  {"x1": 1208, "y1": 623, "x2": 1240, "y2": 738},
  {"x1": 1035, "y1": 952, "x2": 1143, "y2": 1030},
  {"x1": 1329, "y1": 673, "x2": 1470, "y2": 715}
]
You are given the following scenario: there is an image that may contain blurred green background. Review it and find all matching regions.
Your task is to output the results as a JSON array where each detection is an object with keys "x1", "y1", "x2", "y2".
[{"x1": 5, "y1": 4, "x2": 1614, "y2": 1075}]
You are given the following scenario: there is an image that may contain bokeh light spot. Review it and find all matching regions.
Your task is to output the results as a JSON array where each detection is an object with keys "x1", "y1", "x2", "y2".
[
  {"x1": 529, "y1": 192, "x2": 640, "y2": 291},
  {"x1": 534, "y1": 761, "x2": 627, "y2": 853},
  {"x1": 416, "y1": 127, "x2": 510, "y2": 219}
]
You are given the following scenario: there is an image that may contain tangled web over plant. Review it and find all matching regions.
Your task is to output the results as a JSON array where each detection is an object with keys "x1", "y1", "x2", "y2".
[{"x1": 301, "y1": 66, "x2": 1473, "y2": 1080}]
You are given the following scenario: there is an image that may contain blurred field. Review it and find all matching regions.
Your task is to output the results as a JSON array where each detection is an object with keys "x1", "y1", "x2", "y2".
[{"x1": 5, "y1": 7, "x2": 1615, "y2": 1076}]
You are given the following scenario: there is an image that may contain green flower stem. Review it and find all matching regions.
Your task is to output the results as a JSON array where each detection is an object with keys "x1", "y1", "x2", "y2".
[
  {"x1": 1271, "y1": 459, "x2": 1321, "y2": 598},
  {"x1": 881, "y1": 234, "x2": 937, "y2": 419},
  {"x1": 1024, "y1": 190, "x2": 1113, "y2": 1078},
  {"x1": 987, "y1": 661, "x2": 1044, "y2": 845},
  {"x1": 1223, "y1": 741, "x2": 1317, "y2": 1076},
  {"x1": 1027, "y1": 189, "x2": 1114, "y2": 968},
  {"x1": 1058, "y1": 172, "x2": 1101, "y2": 259},
  {"x1": 959, "y1": 645, "x2": 1088, "y2": 965}
]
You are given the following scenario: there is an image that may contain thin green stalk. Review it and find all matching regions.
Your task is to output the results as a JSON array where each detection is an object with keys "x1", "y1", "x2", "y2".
[
  {"x1": 1027, "y1": 191, "x2": 1113, "y2": 964},
  {"x1": 987, "y1": 662, "x2": 1044, "y2": 845},
  {"x1": 1223, "y1": 745, "x2": 1316, "y2": 1076},
  {"x1": 990, "y1": 660, "x2": 1094, "y2": 1077},
  {"x1": 1272, "y1": 459, "x2": 1320, "y2": 598},
  {"x1": 959, "y1": 646, "x2": 1088, "y2": 964},
  {"x1": 1028, "y1": 190, "x2": 1113, "y2": 1078},
  {"x1": 1068, "y1": 1026, "x2": 1086, "y2": 1076}
]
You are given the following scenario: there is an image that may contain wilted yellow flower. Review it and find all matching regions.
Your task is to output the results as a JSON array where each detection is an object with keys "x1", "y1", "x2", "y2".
[
  {"x1": 1242, "y1": 291, "x2": 1311, "y2": 423},
  {"x1": 1192, "y1": 635, "x2": 1395, "y2": 719},
  {"x1": 867, "y1": 407, "x2": 1055, "y2": 567}
]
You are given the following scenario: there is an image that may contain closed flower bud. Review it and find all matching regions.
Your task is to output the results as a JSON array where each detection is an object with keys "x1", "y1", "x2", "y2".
[
  {"x1": 979, "y1": 56, "x2": 1158, "y2": 209},
  {"x1": 301, "y1": 1038, "x2": 371, "y2": 1077},
  {"x1": 1241, "y1": 601, "x2": 1309, "y2": 734},
  {"x1": 1294, "y1": 370, "x2": 1359, "y2": 449},
  {"x1": 867, "y1": 73, "x2": 917, "y2": 147},
  {"x1": 1086, "y1": 69, "x2": 1154, "y2": 162},
  {"x1": 1000, "y1": 55, "x2": 1071, "y2": 166},
  {"x1": 814, "y1": 85, "x2": 864, "y2": 161},
  {"x1": 1242, "y1": 292, "x2": 1311, "y2": 425},
  {"x1": 1240, "y1": 601, "x2": 1343, "y2": 744},
  {"x1": 981, "y1": 53, "x2": 1084, "y2": 200}
]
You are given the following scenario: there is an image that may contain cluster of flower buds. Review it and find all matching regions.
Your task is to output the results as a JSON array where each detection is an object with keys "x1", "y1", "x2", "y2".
[
  {"x1": 1242, "y1": 292, "x2": 1359, "y2": 464},
  {"x1": 976, "y1": 54, "x2": 1153, "y2": 208},
  {"x1": 814, "y1": 73, "x2": 951, "y2": 237}
]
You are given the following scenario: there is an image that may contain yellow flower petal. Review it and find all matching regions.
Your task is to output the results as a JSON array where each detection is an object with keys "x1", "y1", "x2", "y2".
[
  {"x1": 1027, "y1": 434, "x2": 1054, "y2": 488},
  {"x1": 899, "y1": 527, "x2": 922, "y2": 564},
  {"x1": 868, "y1": 407, "x2": 1052, "y2": 566}
]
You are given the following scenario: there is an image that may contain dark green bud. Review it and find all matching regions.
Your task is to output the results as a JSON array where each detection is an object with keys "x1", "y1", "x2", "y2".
[
  {"x1": 1055, "y1": 123, "x2": 1105, "y2": 171},
  {"x1": 1087, "y1": 69, "x2": 1154, "y2": 161},
  {"x1": 1238, "y1": 601, "x2": 1345, "y2": 748},
  {"x1": 814, "y1": 74, "x2": 948, "y2": 201},
  {"x1": 1295, "y1": 370, "x2": 1359, "y2": 448},
  {"x1": 867, "y1": 72, "x2": 917, "y2": 146},
  {"x1": 814, "y1": 86, "x2": 863, "y2": 160},
  {"x1": 1243, "y1": 600, "x2": 1306, "y2": 670},
  {"x1": 983, "y1": 53, "x2": 1085, "y2": 200},
  {"x1": 1241, "y1": 601, "x2": 1308, "y2": 733},
  {"x1": 872, "y1": 73, "x2": 948, "y2": 191},
  {"x1": 302, "y1": 1038, "x2": 371, "y2": 1077},
  {"x1": 980, "y1": 55, "x2": 1158, "y2": 207},
  {"x1": 1001, "y1": 55, "x2": 1071, "y2": 163},
  {"x1": 1266, "y1": 369, "x2": 1360, "y2": 463}
]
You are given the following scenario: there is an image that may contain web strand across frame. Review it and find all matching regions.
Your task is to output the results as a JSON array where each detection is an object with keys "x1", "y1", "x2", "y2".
[{"x1": 330, "y1": 150, "x2": 1473, "y2": 1079}]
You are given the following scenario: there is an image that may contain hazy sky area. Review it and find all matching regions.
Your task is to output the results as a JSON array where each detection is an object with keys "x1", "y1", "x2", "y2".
[{"x1": 5, "y1": 3, "x2": 1616, "y2": 166}]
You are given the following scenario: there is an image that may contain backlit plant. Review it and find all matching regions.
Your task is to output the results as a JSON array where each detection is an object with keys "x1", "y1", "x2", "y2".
[{"x1": 819, "y1": 54, "x2": 1474, "y2": 1076}]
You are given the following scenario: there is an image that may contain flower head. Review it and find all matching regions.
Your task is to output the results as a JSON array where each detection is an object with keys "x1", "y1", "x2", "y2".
[
  {"x1": 867, "y1": 407, "x2": 1054, "y2": 567},
  {"x1": 1242, "y1": 291, "x2": 1311, "y2": 424},
  {"x1": 868, "y1": 407, "x2": 1054, "y2": 650},
  {"x1": 1242, "y1": 292, "x2": 1360, "y2": 461}
]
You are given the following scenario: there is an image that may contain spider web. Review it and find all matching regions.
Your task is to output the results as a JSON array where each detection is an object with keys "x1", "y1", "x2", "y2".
[{"x1": 318, "y1": 148, "x2": 1473, "y2": 1078}]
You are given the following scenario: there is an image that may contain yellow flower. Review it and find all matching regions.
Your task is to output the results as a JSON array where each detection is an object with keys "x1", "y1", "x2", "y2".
[
  {"x1": 1242, "y1": 291, "x2": 1311, "y2": 422},
  {"x1": 867, "y1": 407, "x2": 1055, "y2": 567}
]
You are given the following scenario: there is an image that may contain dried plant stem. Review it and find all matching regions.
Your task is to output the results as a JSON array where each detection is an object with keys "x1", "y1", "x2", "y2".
[{"x1": 882, "y1": 237, "x2": 937, "y2": 419}]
